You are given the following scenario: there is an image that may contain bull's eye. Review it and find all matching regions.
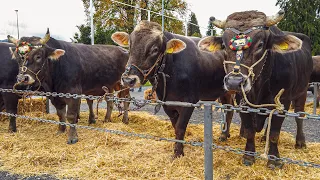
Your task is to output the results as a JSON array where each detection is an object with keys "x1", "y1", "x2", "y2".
[
  {"x1": 221, "y1": 42, "x2": 226, "y2": 49},
  {"x1": 34, "y1": 55, "x2": 41, "y2": 62},
  {"x1": 151, "y1": 47, "x2": 158, "y2": 54},
  {"x1": 258, "y1": 41, "x2": 264, "y2": 49}
]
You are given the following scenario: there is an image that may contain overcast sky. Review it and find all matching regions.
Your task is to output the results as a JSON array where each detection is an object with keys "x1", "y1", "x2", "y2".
[{"x1": 0, "y1": 0, "x2": 280, "y2": 41}]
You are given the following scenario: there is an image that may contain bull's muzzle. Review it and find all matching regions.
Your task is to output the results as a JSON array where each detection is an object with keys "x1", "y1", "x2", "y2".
[
  {"x1": 121, "y1": 76, "x2": 137, "y2": 88},
  {"x1": 224, "y1": 74, "x2": 246, "y2": 92},
  {"x1": 17, "y1": 74, "x2": 35, "y2": 85}
]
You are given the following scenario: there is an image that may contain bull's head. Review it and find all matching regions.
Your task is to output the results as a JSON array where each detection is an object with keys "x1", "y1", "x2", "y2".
[
  {"x1": 198, "y1": 10, "x2": 303, "y2": 93},
  {"x1": 7, "y1": 29, "x2": 65, "y2": 89},
  {"x1": 111, "y1": 20, "x2": 186, "y2": 88}
]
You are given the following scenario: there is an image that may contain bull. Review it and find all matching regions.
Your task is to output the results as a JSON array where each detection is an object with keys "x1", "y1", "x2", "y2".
[
  {"x1": 198, "y1": 10, "x2": 312, "y2": 168},
  {"x1": 309, "y1": 56, "x2": 320, "y2": 107},
  {"x1": 7, "y1": 30, "x2": 130, "y2": 144},
  {"x1": 111, "y1": 20, "x2": 234, "y2": 158}
]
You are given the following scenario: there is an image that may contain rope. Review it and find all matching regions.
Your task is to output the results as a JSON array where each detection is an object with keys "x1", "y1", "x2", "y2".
[{"x1": 240, "y1": 84, "x2": 285, "y2": 159}]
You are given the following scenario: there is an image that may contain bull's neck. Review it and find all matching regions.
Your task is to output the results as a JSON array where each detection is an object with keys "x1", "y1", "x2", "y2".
[{"x1": 245, "y1": 53, "x2": 274, "y2": 105}]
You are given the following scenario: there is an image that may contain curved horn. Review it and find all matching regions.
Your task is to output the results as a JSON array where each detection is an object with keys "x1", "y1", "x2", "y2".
[
  {"x1": 7, "y1": 35, "x2": 19, "y2": 46},
  {"x1": 266, "y1": 10, "x2": 285, "y2": 27},
  {"x1": 39, "y1": 28, "x2": 50, "y2": 44},
  {"x1": 210, "y1": 16, "x2": 226, "y2": 29}
]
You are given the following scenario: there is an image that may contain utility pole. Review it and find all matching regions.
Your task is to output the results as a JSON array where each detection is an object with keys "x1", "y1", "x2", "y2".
[
  {"x1": 14, "y1": 10, "x2": 19, "y2": 39},
  {"x1": 90, "y1": 0, "x2": 94, "y2": 45}
]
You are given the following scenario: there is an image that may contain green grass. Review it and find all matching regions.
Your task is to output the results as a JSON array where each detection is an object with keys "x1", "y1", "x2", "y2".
[{"x1": 144, "y1": 81, "x2": 152, "y2": 86}]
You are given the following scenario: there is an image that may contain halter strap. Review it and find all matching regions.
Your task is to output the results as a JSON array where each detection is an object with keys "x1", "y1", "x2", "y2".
[{"x1": 124, "y1": 53, "x2": 165, "y2": 84}]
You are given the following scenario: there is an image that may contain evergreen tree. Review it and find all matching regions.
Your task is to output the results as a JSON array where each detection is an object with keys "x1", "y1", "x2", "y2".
[
  {"x1": 276, "y1": 0, "x2": 320, "y2": 55},
  {"x1": 187, "y1": 12, "x2": 201, "y2": 37},
  {"x1": 206, "y1": 20, "x2": 216, "y2": 36}
]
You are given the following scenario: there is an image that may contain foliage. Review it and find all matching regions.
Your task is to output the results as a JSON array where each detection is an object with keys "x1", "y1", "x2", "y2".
[
  {"x1": 206, "y1": 20, "x2": 216, "y2": 36},
  {"x1": 82, "y1": 0, "x2": 188, "y2": 35},
  {"x1": 187, "y1": 12, "x2": 201, "y2": 37},
  {"x1": 73, "y1": 23, "x2": 116, "y2": 45},
  {"x1": 73, "y1": 24, "x2": 91, "y2": 44},
  {"x1": 276, "y1": 0, "x2": 320, "y2": 55}
]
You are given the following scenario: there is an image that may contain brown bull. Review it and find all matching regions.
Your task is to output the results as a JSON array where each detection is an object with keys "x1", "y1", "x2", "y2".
[
  {"x1": 199, "y1": 10, "x2": 312, "y2": 168},
  {"x1": 112, "y1": 21, "x2": 234, "y2": 158}
]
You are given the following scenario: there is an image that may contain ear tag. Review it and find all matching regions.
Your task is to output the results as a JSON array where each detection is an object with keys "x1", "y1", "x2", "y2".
[{"x1": 166, "y1": 48, "x2": 174, "y2": 54}]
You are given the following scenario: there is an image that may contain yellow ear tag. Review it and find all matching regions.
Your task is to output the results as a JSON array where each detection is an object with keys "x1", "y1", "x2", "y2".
[
  {"x1": 123, "y1": 40, "x2": 129, "y2": 46},
  {"x1": 208, "y1": 44, "x2": 216, "y2": 52},
  {"x1": 279, "y1": 42, "x2": 288, "y2": 50},
  {"x1": 166, "y1": 48, "x2": 174, "y2": 54}
]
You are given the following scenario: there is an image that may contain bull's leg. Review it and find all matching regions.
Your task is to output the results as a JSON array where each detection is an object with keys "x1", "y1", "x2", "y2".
[
  {"x1": 51, "y1": 98, "x2": 67, "y2": 134},
  {"x1": 293, "y1": 92, "x2": 307, "y2": 149},
  {"x1": 3, "y1": 93, "x2": 19, "y2": 133},
  {"x1": 66, "y1": 99, "x2": 80, "y2": 144},
  {"x1": 219, "y1": 93, "x2": 234, "y2": 141},
  {"x1": 173, "y1": 107, "x2": 193, "y2": 158},
  {"x1": 104, "y1": 88, "x2": 114, "y2": 123},
  {"x1": 122, "y1": 101, "x2": 130, "y2": 124},
  {"x1": 240, "y1": 112, "x2": 256, "y2": 166},
  {"x1": 267, "y1": 115, "x2": 285, "y2": 169},
  {"x1": 86, "y1": 99, "x2": 96, "y2": 124},
  {"x1": 121, "y1": 93, "x2": 131, "y2": 124},
  {"x1": 104, "y1": 100, "x2": 114, "y2": 123}
]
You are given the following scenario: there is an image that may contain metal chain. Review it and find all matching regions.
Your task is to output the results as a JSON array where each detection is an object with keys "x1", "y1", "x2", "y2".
[
  {"x1": 2, "y1": 88, "x2": 320, "y2": 120},
  {"x1": 1, "y1": 111, "x2": 319, "y2": 168}
]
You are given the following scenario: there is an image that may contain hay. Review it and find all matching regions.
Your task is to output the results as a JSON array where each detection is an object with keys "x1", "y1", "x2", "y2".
[
  {"x1": 0, "y1": 97, "x2": 47, "y2": 121},
  {"x1": 0, "y1": 110, "x2": 319, "y2": 179}
]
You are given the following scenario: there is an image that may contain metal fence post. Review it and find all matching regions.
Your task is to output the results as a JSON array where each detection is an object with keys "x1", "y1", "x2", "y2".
[
  {"x1": 147, "y1": 10, "x2": 150, "y2": 21},
  {"x1": 211, "y1": 29, "x2": 213, "y2": 36},
  {"x1": 45, "y1": 98, "x2": 50, "y2": 114},
  {"x1": 204, "y1": 103, "x2": 213, "y2": 180},
  {"x1": 314, "y1": 84, "x2": 319, "y2": 114},
  {"x1": 185, "y1": 19, "x2": 188, "y2": 36},
  {"x1": 161, "y1": 0, "x2": 164, "y2": 32}
]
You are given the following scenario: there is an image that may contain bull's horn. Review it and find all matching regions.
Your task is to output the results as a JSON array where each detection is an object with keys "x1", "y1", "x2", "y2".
[
  {"x1": 39, "y1": 28, "x2": 50, "y2": 44},
  {"x1": 210, "y1": 16, "x2": 226, "y2": 29},
  {"x1": 7, "y1": 35, "x2": 19, "y2": 46},
  {"x1": 266, "y1": 10, "x2": 285, "y2": 27}
]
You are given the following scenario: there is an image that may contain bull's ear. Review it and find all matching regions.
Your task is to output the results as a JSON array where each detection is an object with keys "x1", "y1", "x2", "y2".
[
  {"x1": 111, "y1": 32, "x2": 130, "y2": 47},
  {"x1": 198, "y1": 36, "x2": 223, "y2": 52},
  {"x1": 166, "y1": 39, "x2": 186, "y2": 54},
  {"x1": 48, "y1": 49, "x2": 65, "y2": 60},
  {"x1": 8, "y1": 47, "x2": 17, "y2": 59},
  {"x1": 272, "y1": 34, "x2": 302, "y2": 53}
]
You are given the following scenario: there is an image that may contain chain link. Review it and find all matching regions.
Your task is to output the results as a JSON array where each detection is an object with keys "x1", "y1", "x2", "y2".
[{"x1": 2, "y1": 88, "x2": 320, "y2": 120}]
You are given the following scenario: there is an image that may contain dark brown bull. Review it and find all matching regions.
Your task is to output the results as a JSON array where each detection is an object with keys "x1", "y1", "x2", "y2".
[
  {"x1": 199, "y1": 10, "x2": 312, "y2": 168},
  {"x1": 309, "y1": 56, "x2": 320, "y2": 107},
  {"x1": 7, "y1": 30, "x2": 130, "y2": 144},
  {"x1": 111, "y1": 21, "x2": 234, "y2": 158}
]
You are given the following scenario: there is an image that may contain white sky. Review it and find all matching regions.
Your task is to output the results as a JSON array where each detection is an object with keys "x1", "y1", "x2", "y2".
[{"x1": 0, "y1": 0, "x2": 280, "y2": 41}]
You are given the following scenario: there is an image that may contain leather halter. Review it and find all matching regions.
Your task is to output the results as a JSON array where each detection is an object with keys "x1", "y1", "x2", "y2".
[
  {"x1": 14, "y1": 42, "x2": 46, "y2": 90},
  {"x1": 224, "y1": 26, "x2": 269, "y2": 82},
  {"x1": 123, "y1": 52, "x2": 165, "y2": 85}
]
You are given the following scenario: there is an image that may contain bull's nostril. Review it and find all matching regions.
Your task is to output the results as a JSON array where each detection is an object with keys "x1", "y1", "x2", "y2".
[{"x1": 24, "y1": 76, "x2": 29, "y2": 82}]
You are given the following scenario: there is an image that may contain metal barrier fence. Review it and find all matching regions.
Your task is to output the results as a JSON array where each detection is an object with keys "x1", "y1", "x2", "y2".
[{"x1": 1, "y1": 87, "x2": 320, "y2": 180}]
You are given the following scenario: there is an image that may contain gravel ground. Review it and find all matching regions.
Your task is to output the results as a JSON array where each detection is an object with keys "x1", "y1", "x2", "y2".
[{"x1": 1, "y1": 87, "x2": 319, "y2": 179}]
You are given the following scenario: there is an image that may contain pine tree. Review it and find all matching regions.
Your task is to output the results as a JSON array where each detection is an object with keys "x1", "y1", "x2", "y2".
[
  {"x1": 187, "y1": 12, "x2": 201, "y2": 37},
  {"x1": 276, "y1": 0, "x2": 320, "y2": 55},
  {"x1": 206, "y1": 20, "x2": 216, "y2": 36}
]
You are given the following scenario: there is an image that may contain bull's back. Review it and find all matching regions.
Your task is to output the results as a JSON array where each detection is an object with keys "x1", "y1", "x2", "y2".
[{"x1": 49, "y1": 40, "x2": 129, "y2": 95}]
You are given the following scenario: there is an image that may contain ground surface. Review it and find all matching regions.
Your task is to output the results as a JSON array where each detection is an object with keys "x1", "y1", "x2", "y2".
[{"x1": 1, "y1": 87, "x2": 319, "y2": 179}]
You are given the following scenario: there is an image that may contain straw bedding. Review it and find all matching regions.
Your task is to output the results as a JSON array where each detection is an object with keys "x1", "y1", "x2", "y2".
[{"x1": 0, "y1": 108, "x2": 319, "y2": 179}]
